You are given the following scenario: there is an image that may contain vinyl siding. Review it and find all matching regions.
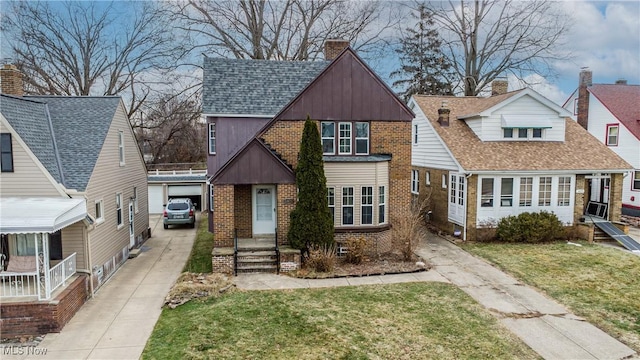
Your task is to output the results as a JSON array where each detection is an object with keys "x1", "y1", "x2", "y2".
[
  {"x1": 476, "y1": 95, "x2": 566, "y2": 142},
  {"x1": 61, "y1": 222, "x2": 87, "y2": 270},
  {"x1": 410, "y1": 105, "x2": 459, "y2": 171},
  {"x1": 587, "y1": 96, "x2": 640, "y2": 208},
  {"x1": 0, "y1": 120, "x2": 63, "y2": 196},
  {"x1": 324, "y1": 162, "x2": 389, "y2": 226},
  {"x1": 85, "y1": 102, "x2": 149, "y2": 268}
]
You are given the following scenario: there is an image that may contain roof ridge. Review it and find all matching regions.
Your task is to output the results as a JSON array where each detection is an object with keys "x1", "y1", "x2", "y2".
[{"x1": 0, "y1": 93, "x2": 47, "y2": 104}]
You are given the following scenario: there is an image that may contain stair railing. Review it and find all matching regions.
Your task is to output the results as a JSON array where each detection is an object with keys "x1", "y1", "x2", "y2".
[
  {"x1": 233, "y1": 228, "x2": 238, "y2": 276},
  {"x1": 275, "y1": 227, "x2": 280, "y2": 274}
]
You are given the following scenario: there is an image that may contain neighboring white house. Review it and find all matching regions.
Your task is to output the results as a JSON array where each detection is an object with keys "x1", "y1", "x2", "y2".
[
  {"x1": 563, "y1": 70, "x2": 640, "y2": 217},
  {"x1": 410, "y1": 85, "x2": 632, "y2": 241}
]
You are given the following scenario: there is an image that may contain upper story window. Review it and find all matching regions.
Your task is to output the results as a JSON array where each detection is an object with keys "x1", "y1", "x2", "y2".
[
  {"x1": 413, "y1": 124, "x2": 418, "y2": 144},
  {"x1": 95, "y1": 199, "x2": 104, "y2": 224},
  {"x1": 321, "y1": 122, "x2": 335, "y2": 154},
  {"x1": 606, "y1": 124, "x2": 619, "y2": 146},
  {"x1": 504, "y1": 128, "x2": 545, "y2": 140},
  {"x1": 209, "y1": 123, "x2": 216, "y2": 154},
  {"x1": 501, "y1": 116, "x2": 550, "y2": 141},
  {"x1": 322, "y1": 121, "x2": 370, "y2": 156},
  {"x1": 338, "y1": 122, "x2": 351, "y2": 154},
  {"x1": 118, "y1": 131, "x2": 125, "y2": 166},
  {"x1": 633, "y1": 171, "x2": 640, "y2": 191},
  {"x1": 1, "y1": 133, "x2": 14, "y2": 172},
  {"x1": 411, "y1": 170, "x2": 419, "y2": 194},
  {"x1": 133, "y1": 187, "x2": 139, "y2": 213}
]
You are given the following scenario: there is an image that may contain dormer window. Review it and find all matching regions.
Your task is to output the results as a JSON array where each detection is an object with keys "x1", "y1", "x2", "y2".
[{"x1": 501, "y1": 115, "x2": 551, "y2": 141}]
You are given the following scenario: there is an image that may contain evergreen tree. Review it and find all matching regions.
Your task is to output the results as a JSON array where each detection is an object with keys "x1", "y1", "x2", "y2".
[
  {"x1": 391, "y1": 3, "x2": 454, "y2": 102},
  {"x1": 288, "y1": 118, "x2": 334, "y2": 253}
]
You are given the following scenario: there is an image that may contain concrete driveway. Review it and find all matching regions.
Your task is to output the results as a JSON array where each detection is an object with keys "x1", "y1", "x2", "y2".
[{"x1": 5, "y1": 214, "x2": 196, "y2": 360}]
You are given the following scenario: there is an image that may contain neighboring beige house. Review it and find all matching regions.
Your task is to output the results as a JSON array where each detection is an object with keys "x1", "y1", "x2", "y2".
[
  {"x1": 0, "y1": 65, "x2": 150, "y2": 337},
  {"x1": 410, "y1": 84, "x2": 631, "y2": 241}
]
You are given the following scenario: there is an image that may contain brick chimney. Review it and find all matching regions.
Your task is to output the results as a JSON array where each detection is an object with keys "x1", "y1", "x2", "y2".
[
  {"x1": 0, "y1": 64, "x2": 24, "y2": 96},
  {"x1": 577, "y1": 69, "x2": 592, "y2": 130},
  {"x1": 437, "y1": 101, "x2": 450, "y2": 127},
  {"x1": 324, "y1": 39, "x2": 350, "y2": 61},
  {"x1": 615, "y1": 79, "x2": 627, "y2": 85},
  {"x1": 491, "y1": 79, "x2": 508, "y2": 96}
]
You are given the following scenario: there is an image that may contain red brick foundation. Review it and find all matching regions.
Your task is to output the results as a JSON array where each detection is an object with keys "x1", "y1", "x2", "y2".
[{"x1": 0, "y1": 275, "x2": 89, "y2": 338}]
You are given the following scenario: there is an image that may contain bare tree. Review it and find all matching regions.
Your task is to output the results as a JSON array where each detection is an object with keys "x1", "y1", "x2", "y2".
[
  {"x1": 2, "y1": 1, "x2": 186, "y2": 116},
  {"x1": 140, "y1": 92, "x2": 206, "y2": 166},
  {"x1": 428, "y1": 0, "x2": 570, "y2": 96},
  {"x1": 168, "y1": 0, "x2": 400, "y2": 61}
]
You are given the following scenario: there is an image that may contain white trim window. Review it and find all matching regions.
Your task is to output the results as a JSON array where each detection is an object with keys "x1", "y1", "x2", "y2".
[
  {"x1": 355, "y1": 122, "x2": 369, "y2": 155},
  {"x1": 342, "y1": 187, "x2": 354, "y2": 225},
  {"x1": 378, "y1": 186, "x2": 386, "y2": 224},
  {"x1": 327, "y1": 187, "x2": 335, "y2": 222},
  {"x1": 209, "y1": 184, "x2": 214, "y2": 211},
  {"x1": 118, "y1": 131, "x2": 125, "y2": 166},
  {"x1": 481, "y1": 178, "x2": 494, "y2": 207},
  {"x1": 500, "y1": 178, "x2": 514, "y2": 207},
  {"x1": 425, "y1": 171, "x2": 431, "y2": 185},
  {"x1": 606, "y1": 124, "x2": 619, "y2": 146},
  {"x1": 411, "y1": 170, "x2": 419, "y2": 194},
  {"x1": 133, "y1": 187, "x2": 139, "y2": 213},
  {"x1": 338, "y1": 122, "x2": 352, "y2": 154},
  {"x1": 95, "y1": 199, "x2": 104, "y2": 224},
  {"x1": 519, "y1": 177, "x2": 533, "y2": 207},
  {"x1": 116, "y1": 193, "x2": 123, "y2": 228},
  {"x1": 413, "y1": 124, "x2": 418, "y2": 144},
  {"x1": 321, "y1": 122, "x2": 335, "y2": 154},
  {"x1": 557, "y1": 177, "x2": 571, "y2": 206},
  {"x1": 209, "y1": 123, "x2": 216, "y2": 154},
  {"x1": 633, "y1": 171, "x2": 640, "y2": 191},
  {"x1": 442, "y1": 174, "x2": 447, "y2": 189},
  {"x1": 361, "y1": 186, "x2": 373, "y2": 225},
  {"x1": 538, "y1": 177, "x2": 552, "y2": 206}
]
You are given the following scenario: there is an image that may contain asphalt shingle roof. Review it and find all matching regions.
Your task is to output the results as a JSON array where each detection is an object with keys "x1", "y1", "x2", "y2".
[
  {"x1": 26, "y1": 96, "x2": 120, "y2": 191},
  {"x1": 588, "y1": 84, "x2": 640, "y2": 140},
  {"x1": 414, "y1": 93, "x2": 632, "y2": 172},
  {"x1": 202, "y1": 57, "x2": 329, "y2": 116},
  {"x1": 0, "y1": 95, "x2": 63, "y2": 183}
]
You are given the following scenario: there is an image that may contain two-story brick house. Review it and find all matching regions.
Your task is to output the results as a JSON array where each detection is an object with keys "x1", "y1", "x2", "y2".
[{"x1": 204, "y1": 41, "x2": 413, "y2": 272}]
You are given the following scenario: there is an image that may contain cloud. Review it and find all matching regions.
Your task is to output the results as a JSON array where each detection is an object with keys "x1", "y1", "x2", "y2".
[{"x1": 510, "y1": 74, "x2": 568, "y2": 105}]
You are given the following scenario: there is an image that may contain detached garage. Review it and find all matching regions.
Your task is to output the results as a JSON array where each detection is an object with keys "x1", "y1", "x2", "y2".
[{"x1": 147, "y1": 171, "x2": 207, "y2": 214}]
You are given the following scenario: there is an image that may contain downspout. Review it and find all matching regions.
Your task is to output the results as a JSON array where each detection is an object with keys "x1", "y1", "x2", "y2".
[{"x1": 464, "y1": 173, "x2": 473, "y2": 242}]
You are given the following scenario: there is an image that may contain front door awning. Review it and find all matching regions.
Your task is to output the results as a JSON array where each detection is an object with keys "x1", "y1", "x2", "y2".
[{"x1": 0, "y1": 197, "x2": 87, "y2": 234}]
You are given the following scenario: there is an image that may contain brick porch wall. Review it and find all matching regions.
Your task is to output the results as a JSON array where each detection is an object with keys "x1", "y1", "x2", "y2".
[
  {"x1": 214, "y1": 184, "x2": 235, "y2": 247},
  {"x1": 234, "y1": 185, "x2": 252, "y2": 238},
  {"x1": 0, "y1": 275, "x2": 89, "y2": 338},
  {"x1": 276, "y1": 184, "x2": 297, "y2": 245}
]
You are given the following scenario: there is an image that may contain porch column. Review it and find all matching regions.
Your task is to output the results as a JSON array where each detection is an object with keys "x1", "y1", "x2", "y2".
[
  {"x1": 39, "y1": 232, "x2": 51, "y2": 300},
  {"x1": 213, "y1": 184, "x2": 235, "y2": 247}
]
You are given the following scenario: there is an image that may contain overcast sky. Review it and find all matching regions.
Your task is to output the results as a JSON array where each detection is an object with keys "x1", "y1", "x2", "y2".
[{"x1": 509, "y1": 0, "x2": 640, "y2": 105}]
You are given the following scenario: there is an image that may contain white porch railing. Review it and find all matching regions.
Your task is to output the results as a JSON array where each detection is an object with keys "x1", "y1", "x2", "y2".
[
  {"x1": 48, "y1": 252, "x2": 77, "y2": 294},
  {"x1": 0, "y1": 253, "x2": 77, "y2": 300}
]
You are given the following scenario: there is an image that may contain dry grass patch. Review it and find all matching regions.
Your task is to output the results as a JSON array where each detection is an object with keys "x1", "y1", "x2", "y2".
[
  {"x1": 463, "y1": 241, "x2": 640, "y2": 352},
  {"x1": 164, "y1": 273, "x2": 235, "y2": 309}
]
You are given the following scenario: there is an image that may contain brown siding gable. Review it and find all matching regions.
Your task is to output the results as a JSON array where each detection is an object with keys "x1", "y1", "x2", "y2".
[{"x1": 212, "y1": 139, "x2": 295, "y2": 184}]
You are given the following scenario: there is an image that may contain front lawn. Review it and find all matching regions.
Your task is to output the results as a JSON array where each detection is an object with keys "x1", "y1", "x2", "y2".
[
  {"x1": 142, "y1": 282, "x2": 537, "y2": 359},
  {"x1": 463, "y1": 241, "x2": 640, "y2": 351}
]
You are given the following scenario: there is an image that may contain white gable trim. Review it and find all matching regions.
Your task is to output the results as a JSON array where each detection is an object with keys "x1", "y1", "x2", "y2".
[
  {"x1": 0, "y1": 114, "x2": 68, "y2": 197},
  {"x1": 459, "y1": 88, "x2": 572, "y2": 119}
]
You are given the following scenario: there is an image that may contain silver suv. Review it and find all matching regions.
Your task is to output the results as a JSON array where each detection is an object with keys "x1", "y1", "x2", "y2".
[{"x1": 163, "y1": 198, "x2": 196, "y2": 229}]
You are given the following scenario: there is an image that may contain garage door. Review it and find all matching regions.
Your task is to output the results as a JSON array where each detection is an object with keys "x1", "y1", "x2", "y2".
[
  {"x1": 168, "y1": 185, "x2": 202, "y2": 210},
  {"x1": 148, "y1": 185, "x2": 165, "y2": 214}
]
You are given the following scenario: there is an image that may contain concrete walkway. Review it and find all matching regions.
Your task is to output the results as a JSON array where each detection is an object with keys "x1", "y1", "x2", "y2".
[
  {"x1": 4, "y1": 215, "x2": 195, "y2": 360},
  {"x1": 235, "y1": 234, "x2": 637, "y2": 360}
]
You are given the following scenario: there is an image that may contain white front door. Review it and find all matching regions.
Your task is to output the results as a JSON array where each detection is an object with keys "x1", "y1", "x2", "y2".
[
  {"x1": 252, "y1": 185, "x2": 276, "y2": 235},
  {"x1": 128, "y1": 200, "x2": 135, "y2": 248}
]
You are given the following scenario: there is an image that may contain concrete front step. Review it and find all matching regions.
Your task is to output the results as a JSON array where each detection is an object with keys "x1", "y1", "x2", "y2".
[
  {"x1": 237, "y1": 257, "x2": 277, "y2": 264},
  {"x1": 236, "y1": 264, "x2": 278, "y2": 273}
]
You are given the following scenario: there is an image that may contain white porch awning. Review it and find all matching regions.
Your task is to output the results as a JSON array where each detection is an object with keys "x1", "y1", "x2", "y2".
[
  {"x1": 501, "y1": 115, "x2": 552, "y2": 129},
  {"x1": 0, "y1": 197, "x2": 87, "y2": 234}
]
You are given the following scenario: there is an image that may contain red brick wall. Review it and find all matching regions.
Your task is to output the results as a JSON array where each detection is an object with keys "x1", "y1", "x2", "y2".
[
  {"x1": 234, "y1": 185, "x2": 252, "y2": 238},
  {"x1": 214, "y1": 184, "x2": 235, "y2": 247},
  {"x1": 261, "y1": 121, "x2": 305, "y2": 168},
  {"x1": 277, "y1": 184, "x2": 297, "y2": 244},
  {"x1": 0, "y1": 275, "x2": 89, "y2": 338}
]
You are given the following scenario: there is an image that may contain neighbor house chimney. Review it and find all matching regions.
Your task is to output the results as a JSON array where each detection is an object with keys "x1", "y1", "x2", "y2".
[
  {"x1": 615, "y1": 79, "x2": 627, "y2": 85},
  {"x1": 491, "y1": 79, "x2": 508, "y2": 96},
  {"x1": 437, "y1": 101, "x2": 450, "y2": 127},
  {"x1": 0, "y1": 64, "x2": 24, "y2": 97},
  {"x1": 324, "y1": 39, "x2": 350, "y2": 61},
  {"x1": 577, "y1": 68, "x2": 592, "y2": 130}
]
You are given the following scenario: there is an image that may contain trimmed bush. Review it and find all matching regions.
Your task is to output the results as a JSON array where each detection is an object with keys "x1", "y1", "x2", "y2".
[{"x1": 495, "y1": 211, "x2": 564, "y2": 243}]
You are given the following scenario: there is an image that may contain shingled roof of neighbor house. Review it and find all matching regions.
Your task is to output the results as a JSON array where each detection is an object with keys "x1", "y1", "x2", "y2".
[
  {"x1": 413, "y1": 92, "x2": 632, "y2": 172},
  {"x1": 202, "y1": 57, "x2": 329, "y2": 116},
  {"x1": 588, "y1": 84, "x2": 640, "y2": 140}
]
